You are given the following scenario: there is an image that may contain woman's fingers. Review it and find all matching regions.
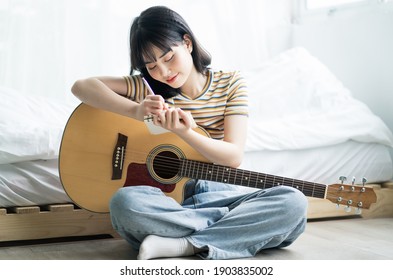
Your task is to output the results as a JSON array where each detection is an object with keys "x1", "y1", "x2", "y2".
[{"x1": 143, "y1": 95, "x2": 168, "y2": 115}]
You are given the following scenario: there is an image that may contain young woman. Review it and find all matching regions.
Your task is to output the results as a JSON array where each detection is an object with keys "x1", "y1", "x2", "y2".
[{"x1": 71, "y1": 6, "x2": 308, "y2": 260}]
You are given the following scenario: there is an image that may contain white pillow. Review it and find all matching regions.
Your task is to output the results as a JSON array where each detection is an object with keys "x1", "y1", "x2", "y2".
[
  {"x1": 0, "y1": 87, "x2": 75, "y2": 164},
  {"x1": 243, "y1": 47, "x2": 393, "y2": 151}
]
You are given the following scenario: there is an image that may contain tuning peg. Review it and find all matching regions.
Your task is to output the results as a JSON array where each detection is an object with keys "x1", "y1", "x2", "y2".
[
  {"x1": 351, "y1": 177, "x2": 356, "y2": 191},
  {"x1": 345, "y1": 206, "x2": 352, "y2": 213},
  {"x1": 339, "y1": 176, "x2": 347, "y2": 184},
  {"x1": 362, "y1": 177, "x2": 367, "y2": 186},
  {"x1": 355, "y1": 208, "x2": 362, "y2": 215}
]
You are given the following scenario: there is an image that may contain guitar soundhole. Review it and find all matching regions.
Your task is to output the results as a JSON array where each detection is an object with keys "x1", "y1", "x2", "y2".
[{"x1": 152, "y1": 151, "x2": 180, "y2": 180}]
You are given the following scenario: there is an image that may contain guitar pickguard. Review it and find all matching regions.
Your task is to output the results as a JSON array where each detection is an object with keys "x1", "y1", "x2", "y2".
[{"x1": 123, "y1": 163, "x2": 176, "y2": 193}]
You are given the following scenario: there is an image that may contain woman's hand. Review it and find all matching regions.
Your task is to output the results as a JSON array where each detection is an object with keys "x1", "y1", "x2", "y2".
[
  {"x1": 153, "y1": 107, "x2": 197, "y2": 135},
  {"x1": 136, "y1": 95, "x2": 169, "y2": 120}
]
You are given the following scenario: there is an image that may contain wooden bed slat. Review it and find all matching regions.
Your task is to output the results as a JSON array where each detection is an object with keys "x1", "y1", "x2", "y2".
[
  {"x1": 0, "y1": 181, "x2": 391, "y2": 243},
  {"x1": 0, "y1": 205, "x2": 117, "y2": 242},
  {"x1": 9, "y1": 206, "x2": 40, "y2": 214},
  {"x1": 41, "y1": 204, "x2": 75, "y2": 212}
]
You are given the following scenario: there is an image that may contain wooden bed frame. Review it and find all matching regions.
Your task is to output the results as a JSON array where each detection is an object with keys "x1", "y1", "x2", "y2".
[
  {"x1": 1, "y1": 182, "x2": 392, "y2": 243},
  {"x1": 0, "y1": 204, "x2": 117, "y2": 243}
]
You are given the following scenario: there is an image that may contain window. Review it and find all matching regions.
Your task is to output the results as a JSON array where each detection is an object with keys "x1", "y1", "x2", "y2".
[
  {"x1": 294, "y1": 0, "x2": 381, "y2": 23},
  {"x1": 306, "y1": 0, "x2": 371, "y2": 10}
]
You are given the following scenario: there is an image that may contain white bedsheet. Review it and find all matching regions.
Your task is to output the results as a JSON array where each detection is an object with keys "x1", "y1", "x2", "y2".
[
  {"x1": 0, "y1": 87, "x2": 75, "y2": 164},
  {"x1": 0, "y1": 159, "x2": 71, "y2": 207},
  {"x1": 0, "y1": 140, "x2": 391, "y2": 207},
  {"x1": 242, "y1": 141, "x2": 393, "y2": 185}
]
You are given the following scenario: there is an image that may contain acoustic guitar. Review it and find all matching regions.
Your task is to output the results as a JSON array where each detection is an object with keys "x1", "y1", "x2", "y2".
[{"x1": 59, "y1": 104, "x2": 377, "y2": 213}]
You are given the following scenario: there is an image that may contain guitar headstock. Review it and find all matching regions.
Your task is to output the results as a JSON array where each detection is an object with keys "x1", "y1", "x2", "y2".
[{"x1": 326, "y1": 177, "x2": 377, "y2": 213}]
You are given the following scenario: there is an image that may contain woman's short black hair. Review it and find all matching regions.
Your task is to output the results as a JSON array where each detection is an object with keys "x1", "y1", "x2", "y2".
[{"x1": 129, "y1": 6, "x2": 211, "y2": 99}]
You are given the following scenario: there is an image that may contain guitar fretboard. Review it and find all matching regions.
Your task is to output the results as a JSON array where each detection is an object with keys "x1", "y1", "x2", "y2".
[{"x1": 180, "y1": 159, "x2": 326, "y2": 199}]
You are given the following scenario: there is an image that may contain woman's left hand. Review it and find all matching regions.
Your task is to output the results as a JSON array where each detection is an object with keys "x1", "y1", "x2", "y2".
[{"x1": 153, "y1": 107, "x2": 197, "y2": 135}]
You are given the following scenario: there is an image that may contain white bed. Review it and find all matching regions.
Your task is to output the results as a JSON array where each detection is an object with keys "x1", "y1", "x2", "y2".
[
  {"x1": 241, "y1": 47, "x2": 393, "y2": 186},
  {"x1": 0, "y1": 159, "x2": 71, "y2": 207},
  {"x1": 1, "y1": 140, "x2": 391, "y2": 208},
  {"x1": 0, "y1": 47, "x2": 392, "y2": 215},
  {"x1": 242, "y1": 141, "x2": 393, "y2": 185}
]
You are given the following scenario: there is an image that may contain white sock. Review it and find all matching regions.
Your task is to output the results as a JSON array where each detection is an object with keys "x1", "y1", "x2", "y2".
[{"x1": 137, "y1": 235, "x2": 195, "y2": 260}]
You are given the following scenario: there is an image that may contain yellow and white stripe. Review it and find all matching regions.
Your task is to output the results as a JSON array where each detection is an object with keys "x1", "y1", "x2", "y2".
[{"x1": 127, "y1": 70, "x2": 248, "y2": 140}]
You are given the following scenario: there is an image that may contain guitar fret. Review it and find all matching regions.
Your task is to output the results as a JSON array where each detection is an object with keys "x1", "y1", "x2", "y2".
[
  {"x1": 198, "y1": 161, "x2": 204, "y2": 180},
  {"x1": 232, "y1": 169, "x2": 238, "y2": 185},
  {"x1": 180, "y1": 158, "x2": 187, "y2": 177},
  {"x1": 198, "y1": 162, "x2": 204, "y2": 179},
  {"x1": 191, "y1": 160, "x2": 196, "y2": 179},
  {"x1": 293, "y1": 179, "x2": 303, "y2": 193},
  {"x1": 208, "y1": 164, "x2": 213, "y2": 181},
  {"x1": 274, "y1": 176, "x2": 283, "y2": 186},
  {"x1": 186, "y1": 160, "x2": 192, "y2": 178},
  {"x1": 223, "y1": 167, "x2": 230, "y2": 184},
  {"x1": 254, "y1": 173, "x2": 259, "y2": 188},
  {"x1": 210, "y1": 164, "x2": 216, "y2": 182},
  {"x1": 311, "y1": 183, "x2": 315, "y2": 198},
  {"x1": 221, "y1": 166, "x2": 225, "y2": 183},
  {"x1": 262, "y1": 173, "x2": 267, "y2": 189},
  {"x1": 191, "y1": 161, "x2": 196, "y2": 178},
  {"x1": 196, "y1": 161, "x2": 201, "y2": 179},
  {"x1": 282, "y1": 177, "x2": 292, "y2": 188},
  {"x1": 180, "y1": 160, "x2": 327, "y2": 199},
  {"x1": 250, "y1": 171, "x2": 257, "y2": 188},
  {"x1": 303, "y1": 183, "x2": 313, "y2": 197}
]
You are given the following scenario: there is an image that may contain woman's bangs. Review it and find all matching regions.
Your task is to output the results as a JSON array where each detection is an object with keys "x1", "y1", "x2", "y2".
[{"x1": 136, "y1": 32, "x2": 180, "y2": 69}]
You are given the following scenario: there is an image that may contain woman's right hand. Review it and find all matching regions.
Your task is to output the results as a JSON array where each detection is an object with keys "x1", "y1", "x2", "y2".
[{"x1": 136, "y1": 95, "x2": 169, "y2": 120}]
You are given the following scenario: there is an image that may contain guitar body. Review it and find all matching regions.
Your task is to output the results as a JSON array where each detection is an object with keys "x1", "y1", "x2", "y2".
[
  {"x1": 59, "y1": 103, "x2": 210, "y2": 213},
  {"x1": 60, "y1": 104, "x2": 377, "y2": 214}
]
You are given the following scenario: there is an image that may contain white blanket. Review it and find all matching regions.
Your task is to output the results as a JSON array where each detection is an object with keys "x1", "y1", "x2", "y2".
[
  {"x1": 244, "y1": 48, "x2": 393, "y2": 151},
  {"x1": 0, "y1": 87, "x2": 74, "y2": 164}
]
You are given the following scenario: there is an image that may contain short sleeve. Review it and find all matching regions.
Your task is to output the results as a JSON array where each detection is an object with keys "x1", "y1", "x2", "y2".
[
  {"x1": 127, "y1": 75, "x2": 149, "y2": 103},
  {"x1": 225, "y1": 71, "x2": 249, "y2": 117}
]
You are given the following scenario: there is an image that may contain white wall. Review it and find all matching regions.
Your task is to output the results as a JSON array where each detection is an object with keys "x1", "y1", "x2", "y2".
[
  {"x1": 0, "y1": 0, "x2": 293, "y2": 103},
  {"x1": 292, "y1": 2, "x2": 393, "y2": 158}
]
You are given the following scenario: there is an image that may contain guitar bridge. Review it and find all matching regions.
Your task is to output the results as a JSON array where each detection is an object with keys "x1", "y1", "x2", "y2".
[{"x1": 112, "y1": 133, "x2": 128, "y2": 180}]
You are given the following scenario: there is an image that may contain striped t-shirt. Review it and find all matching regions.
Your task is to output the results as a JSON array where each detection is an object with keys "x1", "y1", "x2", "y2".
[{"x1": 126, "y1": 70, "x2": 248, "y2": 140}]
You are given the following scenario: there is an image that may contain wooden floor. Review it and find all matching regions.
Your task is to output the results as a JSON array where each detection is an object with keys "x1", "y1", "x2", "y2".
[{"x1": 0, "y1": 217, "x2": 392, "y2": 260}]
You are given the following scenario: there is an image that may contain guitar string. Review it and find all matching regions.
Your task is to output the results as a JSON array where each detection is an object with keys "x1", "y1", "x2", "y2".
[
  {"x1": 121, "y1": 149, "x2": 362, "y2": 197},
  {"x1": 122, "y1": 149, "x2": 348, "y2": 191},
  {"x1": 180, "y1": 161, "x2": 327, "y2": 196},
  {"x1": 123, "y1": 149, "x2": 358, "y2": 204},
  {"x1": 122, "y1": 152, "x2": 364, "y2": 206},
  {"x1": 121, "y1": 150, "x2": 334, "y2": 197},
  {"x1": 124, "y1": 149, "x2": 325, "y2": 191}
]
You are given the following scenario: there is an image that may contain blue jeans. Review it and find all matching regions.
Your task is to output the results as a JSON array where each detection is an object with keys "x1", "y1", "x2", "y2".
[{"x1": 109, "y1": 180, "x2": 308, "y2": 260}]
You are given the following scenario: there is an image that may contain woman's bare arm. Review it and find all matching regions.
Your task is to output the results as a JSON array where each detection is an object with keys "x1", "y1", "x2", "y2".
[{"x1": 71, "y1": 76, "x2": 166, "y2": 121}]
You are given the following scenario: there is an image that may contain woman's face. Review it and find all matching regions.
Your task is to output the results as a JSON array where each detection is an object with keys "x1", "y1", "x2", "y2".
[{"x1": 144, "y1": 40, "x2": 194, "y2": 89}]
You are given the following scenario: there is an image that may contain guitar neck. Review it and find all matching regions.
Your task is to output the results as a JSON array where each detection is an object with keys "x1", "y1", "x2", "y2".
[{"x1": 180, "y1": 159, "x2": 327, "y2": 199}]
